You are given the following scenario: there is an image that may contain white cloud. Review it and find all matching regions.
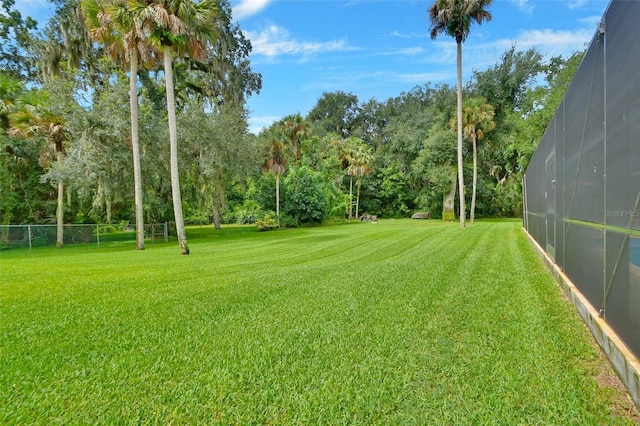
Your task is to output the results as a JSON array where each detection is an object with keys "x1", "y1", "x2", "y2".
[
  {"x1": 381, "y1": 46, "x2": 426, "y2": 56},
  {"x1": 416, "y1": 26, "x2": 594, "y2": 87},
  {"x1": 384, "y1": 31, "x2": 426, "y2": 40},
  {"x1": 302, "y1": 70, "x2": 387, "y2": 92},
  {"x1": 245, "y1": 25, "x2": 352, "y2": 62},
  {"x1": 509, "y1": 0, "x2": 534, "y2": 13},
  {"x1": 12, "y1": 0, "x2": 49, "y2": 9},
  {"x1": 441, "y1": 27, "x2": 594, "y2": 70},
  {"x1": 513, "y1": 28, "x2": 594, "y2": 57},
  {"x1": 396, "y1": 72, "x2": 451, "y2": 84},
  {"x1": 249, "y1": 115, "x2": 281, "y2": 134},
  {"x1": 579, "y1": 13, "x2": 604, "y2": 27},
  {"x1": 568, "y1": 0, "x2": 590, "y2": 10},
  {"x1": 233, "y1": 0, "x2": 271, "y2": 20},
  {"x1": 302, "y1": 69, "x2": 450, "y2": 94}
]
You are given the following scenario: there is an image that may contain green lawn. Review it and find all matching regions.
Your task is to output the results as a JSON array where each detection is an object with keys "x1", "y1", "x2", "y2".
[{"x1": 0, "y1": 219, "x2": 636, "y2": 424}]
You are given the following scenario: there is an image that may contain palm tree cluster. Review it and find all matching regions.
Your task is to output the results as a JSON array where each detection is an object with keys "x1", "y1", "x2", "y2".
[
  {"x1": 341, "y1": 136, "x2": 373, "y2": 220},
  {"x1": 1, "y1": 0, "x2": 253, "y2": 254},
  {"x1": 80, "y1": 0, "x2": 220, "y2": 254},
  {"x1": 261, "y1": 113, "x2": 376, "y2": 227}
]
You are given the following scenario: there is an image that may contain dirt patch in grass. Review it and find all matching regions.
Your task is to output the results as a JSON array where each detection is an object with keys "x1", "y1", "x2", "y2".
[
  {"x1": 594, "y1": 357, "x2": 640, "y2": 422},
  {"x1": 551, "y1": 264, "x2": 639, "y2": 422}
]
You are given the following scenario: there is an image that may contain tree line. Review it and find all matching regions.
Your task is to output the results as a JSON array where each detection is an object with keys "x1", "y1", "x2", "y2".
[{"x1": 1, "y1": 0, "x2": 583, "y2": 253}]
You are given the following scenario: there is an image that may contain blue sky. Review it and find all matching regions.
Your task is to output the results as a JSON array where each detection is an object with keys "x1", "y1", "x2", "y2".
[{"x1": 15, "y1": 0, "x2": 609, "y2": 133}]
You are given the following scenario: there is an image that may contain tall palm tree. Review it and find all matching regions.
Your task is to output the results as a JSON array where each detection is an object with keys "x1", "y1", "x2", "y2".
[
  {"x1": 263, "y1": 126, "x2": 289, "y2": 227},
  {"x1": 138, "y1": 0, "x2": 218, "y2": 255},
  {"x1": 429, "y1": 0, "x2": 492, "y2": 227},
  {"x1": 82, "y1": 0, "x2": 158, "y2": 250},
  {"x1": 350, "y1": 141, "x2": 373, "y2": 220},
  {"x1": 9, "y1": 90, "x2": 66, "y2": 247},
  {"x1": 344, "y1": 151, "x2": 356, "y2": 220},
  {"x1": 340, "y1": 136, "x2": 361, "y2": 220},
  {"x1": 453, "y1": 97, "x2": 495, "y2": 224},
  {"x1": 282, "y1": 113, "x2": 308, "y2": 166}
]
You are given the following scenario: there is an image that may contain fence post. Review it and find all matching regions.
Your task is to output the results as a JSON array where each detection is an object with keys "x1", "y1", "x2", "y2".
[
  {"x1": 97, "y1": 224, "x2": 100, "y2": 247},
  {"x1": 164, "y1": 222, "x2": 168, "y2": 243},
  {"x1": 28, "y1": 225, "x2": 32, "y2": 252}
]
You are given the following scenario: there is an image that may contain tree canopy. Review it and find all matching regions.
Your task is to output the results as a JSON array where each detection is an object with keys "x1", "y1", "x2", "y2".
[{"x1": 0, "y1": 0, "x2": 584, "y2": 243}]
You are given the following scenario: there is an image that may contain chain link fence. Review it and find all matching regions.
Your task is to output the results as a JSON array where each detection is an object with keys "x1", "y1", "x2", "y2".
[{"x1": 0, "y1": 223, "x2": 169, "y2": 251}]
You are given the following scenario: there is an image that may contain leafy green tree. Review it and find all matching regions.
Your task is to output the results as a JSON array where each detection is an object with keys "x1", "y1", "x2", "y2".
[
  {"x1": 472, "y1": 46, "x2": 543, "y2": 124},
  {"x1": 412, "y1": 129, "x2": 457, "y2": 220},
  {"x1": 359, "y1": 84, "x2": 455, "y2": 218},
  {"x1": 308, "y1": 91, "x2": 360, "y2": 139},
  {"x1": 0, "y1": 0, "x2": 38, "y2": 79},
  {"x1": 173, "y1": 0, "x2": 261, "y2": 106},
  {"x1": 142, "y1": 0, "x2": 219, "y2": 255},
  {"x1": 470, "y1": 46, "x2": 553, "y2": 216},
  {"x1": 32, "y1": 0, "x2": 98, "y2": 82},
  {"x1": 283, "y1": 165, "x2": 329, "y2": 224},
  {"x1": 0, "y1": 72, "x2": 21, "y2": 131},
  {"x1": 375, "y1": 163, "x2": 412, "y2": 217},
  {"x1": 64, "y1": 66, "x2": 135, "y2": 224},
  {"x1": 290, "y1": 131, "x2": 347, "y2": 219},
  {"x1": 0, "y1": 73, "x2": 23, "y2": 226},
  {"x1": 179, "y1": 98, "x2": 257, "y2": 229},
  {"x1": 522, "y1": 51, "x2": 583, "y2": 147},
  {"x1": 429, "y1": 0, "x2": 492, "y2": 227}
]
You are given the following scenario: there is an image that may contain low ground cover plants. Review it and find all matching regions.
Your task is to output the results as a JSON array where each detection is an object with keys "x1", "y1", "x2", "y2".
[{"x1": 1, "y1": 219, "x2": 638, "y2": 424}]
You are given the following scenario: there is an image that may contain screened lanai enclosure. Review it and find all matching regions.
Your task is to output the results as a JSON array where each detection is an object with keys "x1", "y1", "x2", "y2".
[{"x1": 523, "y1": 0, "x2": 639, "y2": 367}]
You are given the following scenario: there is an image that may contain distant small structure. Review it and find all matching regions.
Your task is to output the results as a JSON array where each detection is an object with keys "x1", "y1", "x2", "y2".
[
  {"x1": 359, "y1": 213, "x2": 378, "y2": 222},
  {"x1": 411, "y1": 212, "x2": 431, "y2": 219}
]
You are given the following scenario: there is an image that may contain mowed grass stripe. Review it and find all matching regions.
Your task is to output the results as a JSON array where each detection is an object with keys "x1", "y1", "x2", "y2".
[
  {"x1": 407, "y1": 223, "x2": 610, "y2": 423},
  {"x1": 0, "y1": 220, "x2": 635, "y2": 424}
]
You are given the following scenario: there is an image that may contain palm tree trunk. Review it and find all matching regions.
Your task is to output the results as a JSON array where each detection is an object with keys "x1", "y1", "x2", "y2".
[
  {"x1": 164, "y1": 47, "x2": 189, "y2": 255},
  {"x1": 443, "y1": 168, "x2": 457, "y2": 221},
  {"x1": 130, "y1": 50, "x2": 145, "y2": 250},
  {"x1": 275, "y1": 173, "x2": 280, "y2": 227},
  {"x1": 56, "y1": 175, "x2": 64, "y2": 248},
  {"x1": 456, "y1": 41, "x2": 466, "y2": 227},
  {"x1": 471, "y1": 137, "x2": 477, "y2": 224},
  {"x1": 349, "y1": 176, "x2": 353, "y2": 219},
  {"x1": 355, "y1": 175, "x2": 362, "y2": 220}
]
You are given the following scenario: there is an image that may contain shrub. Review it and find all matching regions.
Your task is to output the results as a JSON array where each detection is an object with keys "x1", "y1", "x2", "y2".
[
  {"x1": 279, "y1": 214, "x2": 298, "y2": 228},
  {"x1": 283, "y1": 166, "x2": 328, "y2": 224},
  {"x1": 256, "y1": 214, "x2": 279, "y2": 231}
]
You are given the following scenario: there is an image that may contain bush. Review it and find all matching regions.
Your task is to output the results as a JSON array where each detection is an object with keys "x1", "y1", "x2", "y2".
[
  {"x1": 256, "y1": 214, "x2": 279, "y2": 231},
  {"x1": 230, "y1": 200, "x2": 263, "y2": 225},
  {"x1": 283, "y1": 166, "x2": 329, "y2": 224},
  {"x1": 279, "y1": 214, "x2": 298, "y2": 228}
]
